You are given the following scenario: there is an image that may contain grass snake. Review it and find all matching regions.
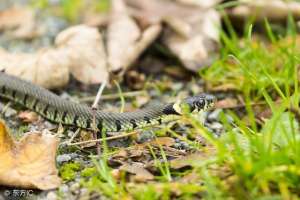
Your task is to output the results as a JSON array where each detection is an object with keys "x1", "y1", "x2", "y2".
[{"x1": 0, "y1": 72, "x2": 215, "y2": 132}]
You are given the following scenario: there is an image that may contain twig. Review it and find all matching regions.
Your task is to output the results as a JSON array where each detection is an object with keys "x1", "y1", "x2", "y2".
[
  {"x1": 79, "y1": 90, "x2": 147, "y2": 103},
  {"x1": 91, "y1": 80, "x2": 107, "y2": 155},
  {"x1": 215, "y1": 101, "x2": 267, "y2": 109},
  {"x1": 113, "y1": 80, "x2": 125, "y2": 113},
  {"x1": 68, "y1": 131, "x2": 138, "y2": 146},
  {"x1": 92, "y1": 80, "x2": 107, "y2": 109},
  {"x1": 63, "y1": 128, "x2": 81, "y2": 146},
  {"x1": 1, "y1": 102, "x2": 11, "y2": 115}
]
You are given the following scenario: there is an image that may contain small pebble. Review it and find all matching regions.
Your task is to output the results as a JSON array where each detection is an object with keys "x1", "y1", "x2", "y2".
[
  {"x1": 46, "y1": 191, "x2": 57, "y2": 200},
  {"x1": 57, "y1": 154, "x2": 72, "y2": 164},
  {"x1": 67, "y1": 130, "x2": 75, "y2": 138},
  {"x1": 80, "y1": 188, "x2": 89, "y2": 198},
  {"x1": 60, "y1": 184, "x2": 69, "y2": 194},
  {"x1": 210, "y1": 122, "x2": 223, "y2": 130},
  {"x1": 207, "y1": 109, "x2": 222, "y2": 121},
  {"x1": 0, "y1": 103, "x2": 17, "y2": 117},
  {"x1": 69, "y1": 153, "x2": 78, "y2": 159},
  {"x1": 173, "y1": 143, "x2": 181, "y2": 149},
  {"x1": 70, "y1": 182, "x2": 80, "y2": 194},
  {"x1": 137, "y1": 131, "x2": 155, "y2": 143},
  {"x1": 226, "y1": 114, "x2": 234, "y2": 123}
]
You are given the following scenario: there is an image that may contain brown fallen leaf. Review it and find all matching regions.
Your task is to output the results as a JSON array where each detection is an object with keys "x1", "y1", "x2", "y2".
[
  {"x1": 179, "y1": 171, "x2": 201, "y2": 184},
  {"x1": 125, "y1": 70, "x2": 146, "y2": 90},
  {"x1": 149, "y1": 137, "x2": 175, "y2": 147},
  {"x1": 107, "y1": 0, "x2": 141, "y2": 73},
  {"x1": 170, "y1": 148, "x2": 216, "y2": 169},
  {"x1": 207, "y1": 83, "x2": 238, "y2": 91},
  {"x1": 228, "y1": 0, "x2": 300, "y2": 22},
  {"x1": 107, "y1": 0, "x2": 162, "y2": 76},
  {"x1": 18, "y1": 111, "x2": 39, "y2": 123},
  {"x1": 0, "y1": 25, "x2": 108, "y2": 89},
  {"x1": 0, "y1": 6, "x2": 42, "y2": 39},
  {"x1": 78, "y1": 130, "x2": 97, "y2": 148},
  {"x1": 0, "y1": 47, "x2": 70, "y2": 89},
  {"x1": 109, "y1": 137, "x2": 178, "y2": 167},
  {"x1": 56, "y1": 25, "x2": 109, "y2": 85},
  {"x1": 126, "y1": 0, "x2": 220, "y2": 72},
  {"x1": 215, "y1": 98, "x2": 238, "y2": 109},
  {"x1": 175, "y1": 0, "x2": 221, "y2": 8},
  {"x1": 120, "y1": 162, "x2": 154, "y2": 182},
  {"x1": 0, "y1": 119, "x2": 61, "y2": 189}
]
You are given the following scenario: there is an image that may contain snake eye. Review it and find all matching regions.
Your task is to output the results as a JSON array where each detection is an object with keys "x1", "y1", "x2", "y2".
[{"x1": 196, "y1": 100, "x2": 204, "y2": 108}]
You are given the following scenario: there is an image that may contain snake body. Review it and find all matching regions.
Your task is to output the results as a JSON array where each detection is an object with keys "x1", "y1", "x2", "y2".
[{"x1": 0, "y1": 72, "x2": 215, "y2": 132}]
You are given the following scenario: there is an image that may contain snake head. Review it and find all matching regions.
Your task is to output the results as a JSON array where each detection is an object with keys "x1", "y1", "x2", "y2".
[{"x1": 171, "y1": 94, "x2": 216, "y2": 115}]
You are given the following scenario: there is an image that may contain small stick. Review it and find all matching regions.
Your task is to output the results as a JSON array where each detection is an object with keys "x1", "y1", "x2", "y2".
[
  {"x1": 79, "y1": 90, "x2": 147, "y2": 103},
  {"x1": 91, "y1": 80, "x2": 107, "y2": 155},
  {"x1": 68, "y1": 131, "x2": 138, "y2": 146},
  {"x1": 113, "y1": 80, "x2": 125, "y2": 113},
  {"x1": 1, "y1": 102, "x2": 12, "y2": 115},
  {"x1": 215, "y1": 101, "x2": 267, "y2": 109},
  {"x1": 63, "y1": 128, "x2": 81, "y2": 146},
  {"x1": 92, "y1": 80, "x2": 107, "y2": 109}
]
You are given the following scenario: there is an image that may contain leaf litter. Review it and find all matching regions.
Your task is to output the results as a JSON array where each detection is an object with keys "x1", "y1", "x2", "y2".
[
  {"x1": 2, "y1": 0, "x2": 298, "y2": 198},
  {"x1": 0, "y1": 119, "x2": 61, "y2": 189}
]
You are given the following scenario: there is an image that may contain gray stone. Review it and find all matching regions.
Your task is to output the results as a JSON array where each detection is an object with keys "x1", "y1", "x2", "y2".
[
  {"x1": 46, "y1": 191, "x2": 57, "y2": 200},
  {"x1": 207, "y1": 109, "x2": 222, "y2": 121},
  {"x1": 70, "y1": 182, "x2": 80, "y2": 193},
  {"x1": 57, "y1": 154, "x2": 72, "y2": 164},
  {"x1": 210, "y1": 122, "x2": 223, "y2": 130}
]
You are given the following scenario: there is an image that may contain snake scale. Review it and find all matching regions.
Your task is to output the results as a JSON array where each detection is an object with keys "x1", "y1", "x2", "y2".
[{"x1": 0, "y1": 72, "x2": 215, "y2": 132}]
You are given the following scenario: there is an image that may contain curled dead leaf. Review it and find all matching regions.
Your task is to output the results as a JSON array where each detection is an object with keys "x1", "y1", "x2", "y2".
[
  {"x1": 126, "y1": 0, "x2": 220, "y2": 72},
  {"x1": 18, "y1": 111, "x2": 39, "y2": 123},
  {"x1": 229, "y1": 0, "x2": 300, "y2": 21},
  {"x1": 0, "y1": 48, "x2": 70, "y2": 89},
  {"x1": 149, "y1": 137, "x2": 175, "y2": 147},
  {"x1": 215, "y1": 98, "x2": 238, "y2": 109},
  {"x1": 0, "y1": 120, "x2": 61, "y2": 190},
  {"x1": 108, "y1": 0, "x2": 141, "y2": 73},
  {"x1": 55, "y1": 25, "x2": 109, "y2": 85},
  {"x1": 0, "y1": 6, "x2": 42, "y2": 39},
  {"x1": 170, "y1": 148, "x2": 215, "y2": 169},
  {"x1": 120, "y1": 162, "x2": 154, "y2": 182},
  {"x1": 0, "y1": 25, "x2": 108, "y2": 88}
]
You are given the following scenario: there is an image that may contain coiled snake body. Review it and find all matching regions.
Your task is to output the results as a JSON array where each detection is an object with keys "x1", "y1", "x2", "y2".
[{"x1": 0, "y1": 72, "x2": 215, "y2": 132}]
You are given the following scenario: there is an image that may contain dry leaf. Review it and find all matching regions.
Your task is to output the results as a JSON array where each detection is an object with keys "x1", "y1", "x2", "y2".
[
  {"x1": 215, "y1": 98, "x2": 239, "y2": 109},
  {"x1": 79, "y1": 130, "x2": 97, "y2": 148},
  {"x1": 0, "y1": 6, "x2": 42, "y2": 39},
  {"x1": 55, "y1": 25, "x2": 109, "y2": 85},
  {"x1": 179, "y1": 171, "x2": 201, "y2": 183},
  {"x1": 175, "y1": 0, "x2": 221, "y2": 8},
  {"x1": 107, "y1": 0, "x2": 161, "y2": 75},
  {"x1": 122, "y1": 24, "x2": 161, "y2": 74},
  {"x1": 162, "y1": 9, "x2": 220, "y2": 71},
  {"x1": 126, "y1": 0, "x2": 220, "y2": 72},
  {"x1": 208, "y1": 83, "x2": 238, "y2": 91},
  {"x1": 83, "y1": 13, "x2": 109, "y2": 27},
  {"x1": 120, "y1": 162, "x2": 154, "y2": 182},
  {"x1": 18, "y1": 111, "x2": 39, "y2": 123},
  {"x1": 149, "y1": 137, "x2": 175, "y2": 147},
  {"x1": 0, "y1": 25, "x2": 108, "y2": 88},
  {"x1": 0, "y1": 120, "x2": 61, "y2": 189},
  {"x1": 229, "y1": 0, "x2": 300, "y2": 21},
  {"x1": 170, "y1": 149, "x2": 215, "y2": 169},
  {"x1": 108, "y1": 0, "x2": 141, "y2": 73},
  {"x1": 0, "y1": 48, "x2": 70, "y2": 89},
  {"x1": 125, "y1": 70, "x2": 146, "y2": 90}
]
